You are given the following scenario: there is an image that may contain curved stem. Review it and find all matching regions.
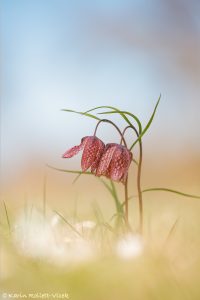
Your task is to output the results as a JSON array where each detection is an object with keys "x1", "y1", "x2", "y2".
[
  {"x1": 121, "y1": 125, "x2": 138, "y2": 145},
  {"x1": 124, "y1": 175, "x2": 129, "y2": 227},
  {"x1": 137, "y1": 139, "x2": 143, "y2": 235},
  {"x1": 122, "y1": 125, "x2": 143, "y2": 235},
  {"x1": 94, "y1": 119, "x2": 127, "y2": 148}
]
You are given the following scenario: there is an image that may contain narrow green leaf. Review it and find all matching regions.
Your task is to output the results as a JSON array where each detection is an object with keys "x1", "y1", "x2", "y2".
[
  {"x1": 121, "y1": 195, "x2": 133, "y2": 207},
  {"x1": 130, "y1": 95, "x2": 161, "y2": 150},
  {"x1": 99, "y1": 179, "x2": 123, "y2": 215},
  {"x1": 132, "y1": 158, "x2": 139, "y2": 166},
  {"x1": 3, "y1": 200, "x2": 11, "y2": 235},
  {"x1": 46, "y1": 164, "x2": 92, "y2": 175},
  {"x1": 72, "y1": 173, "x2": 82, "y2": 184},
  {"x1": 99, "y1": 178, "x2": 113, "y2": 194},
  {"x1": 110, "y1": 180, "x2": 123, "y2": 213},
  {"x1": 98, "y1": 110, "x2": 142, "y2": 133},
  {"x1": 61, "y1": 109, "x2": 100, "y2": 121},
  {"x1": 92, "y1": 202, "x2": 105, "y2": 224},
  {"x1": 98, "y1": 110, "x2": 134, "y2": 128},
  {"x1": 109, "y1": 210, "x2": 125, "y2": 220},
  {"x1": 85, "y1": 105, "x2": 120, "y2": 114},
  {"x1": 53, "y1": 210, "x2": 83, "y2": 237},
  {"x1": 142, "y1": 187, "x2": 200, "y2": 199},
  {"x1": 101, "y1": 222, "x2": 115, "y2": 234},
  {"x1": 164, "y1": 218, "x2": 179, "y2": 247},
  {"x1": 85, "y1": 105, "x2": 143, "y2": 134}
]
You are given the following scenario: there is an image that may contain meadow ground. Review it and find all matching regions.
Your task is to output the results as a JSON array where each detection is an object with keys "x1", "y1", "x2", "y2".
[
  {"x1": 1, "y1": 174, "x2": 200, "y2": 300},
  {"x1": 1, "y1": 132, "x2": 200, "y2": 300}
]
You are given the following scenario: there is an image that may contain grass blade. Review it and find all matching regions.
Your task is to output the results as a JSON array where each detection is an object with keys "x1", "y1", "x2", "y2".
[
  {"x1": 46, "y1": 164, "x2": 92, "y2": 175},
  {"x1": 121, "y1": 195, "x2": 133, "y2": 207},
  {"x1": 92, "y1": 201, "x2": 105, "y2": 224},
  {"x1": 61, "y1": 109, "x2": 100, "y2": 121},
  {"x1": 53, "y1": 210, "x2": 82, "y2": 237},
  {"x1": 130, "y1": 95, "x2": 161, "y2": 149},
  {"x1": 72, "y1": 173, "x2": 82, "y2": 184},
  {"x1": 85, "y1": 105, "x2": 121, "y2": 114},
  {"x1": 85, "y1": 105, "x2": 143, "y2": 133},
  {"x1": 102, "y1": 222, "x2": 115, "y2": 234},
  {"x1": 98, "y1": 110, "x2": 142, "y2": 133},
  {"x1": 99, "y1": 179, "x2": 123, "y2": 215},
  {"x1": 3, "y1": 201, "x2": 11, "y2": 235},
  {"x1": 142, "y1": 187, "x2": 200, "y2": 199},
  {"x1": 164, "y1": 218, "x2": 179, "y2": 247},
  {"x1": 132, "y1": 158, "x2": 139, "y2": 166},
  {"x1": 110, "y1": 180, "x2": 123, "y2": 213},
  {"x1": 99, "y1": 178, "x2": 113, "y2": 194}
]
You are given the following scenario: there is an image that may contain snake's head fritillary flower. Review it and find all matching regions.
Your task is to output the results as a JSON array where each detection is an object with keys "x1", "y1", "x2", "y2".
[
  {"x1": 62, "y1": 136, "x2": 105, "y2": 172},
  {"x1": 96, "y1": 143, "x2": 132, "y2": 184}
]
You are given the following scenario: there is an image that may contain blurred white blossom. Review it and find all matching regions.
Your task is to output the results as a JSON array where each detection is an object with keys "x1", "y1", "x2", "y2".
[
  {"x1": 116, "y1": 234, "x2": 144, "y2": 259},
  {"x1": 13, "y1": 210, "x2": 96, "y2": 265}
]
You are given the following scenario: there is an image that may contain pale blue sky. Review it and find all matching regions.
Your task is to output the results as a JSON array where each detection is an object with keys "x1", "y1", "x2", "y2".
[{"x1": 1, "y1": 0, "x2": 200, "y2": 180}]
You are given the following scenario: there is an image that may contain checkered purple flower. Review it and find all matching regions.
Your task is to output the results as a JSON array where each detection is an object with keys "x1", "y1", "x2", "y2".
[{"x1": 62, "y1": 136, "x2": 105, "y2": 173}]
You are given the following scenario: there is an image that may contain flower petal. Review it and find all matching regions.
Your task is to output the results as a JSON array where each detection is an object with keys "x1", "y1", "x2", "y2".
[
  {"x1": 120, "y1": 149, "x2": 132, "y2": 183},
  {"x1": 90, "y1": 139, "x2": 105, "y2": 173},
  {"x1": 62, "y1": 137, "x2": 88, "y2": 158},
  {"x1": 81, "y1": 137, "x2": 105, "y2": 172},
  {"x1": 95, "y1": 144, "x2": 117, "y2": 177},
  {"x1": 99, "y1": 144, "x2": 133, "y2": 183},
  {"x1": 109, "y1": 146, "x2": 126, "y2": 181}
]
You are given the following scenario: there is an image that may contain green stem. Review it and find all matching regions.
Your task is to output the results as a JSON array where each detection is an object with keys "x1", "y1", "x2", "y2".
[
  {"x1": 124, "y1": 176, "x2": 129, "y2": 227},
  {"x1": 122, "y1": 125, "x2": 143, "y2": 235},
  {"x1": 137, "y1": 139, "x2": 143, "y2": 234}
]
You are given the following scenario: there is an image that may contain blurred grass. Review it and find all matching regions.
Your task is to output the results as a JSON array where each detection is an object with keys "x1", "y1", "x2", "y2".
[
  {"x1": 1, "y1": 192, "x2": 200, "y2": 300},
  {"x1": 1, "y1": 143, "x2": 199, "y2": 300},
  {"x1": 1, "y1": 244, "x2": 200, "y2": 300}
]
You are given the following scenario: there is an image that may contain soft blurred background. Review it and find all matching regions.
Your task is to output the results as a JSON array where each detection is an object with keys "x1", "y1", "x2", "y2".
[{"x1": 0, "y1": 1, "x2": 200, "y2": 299}]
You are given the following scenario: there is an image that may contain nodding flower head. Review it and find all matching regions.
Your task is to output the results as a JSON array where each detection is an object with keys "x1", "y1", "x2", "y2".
[
  {"x1": 95, "y1": 143, "x2": 132, "y2": 184},
  {"x1": 62, "y1": 136, "x2": 105, "y2": 172}
]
